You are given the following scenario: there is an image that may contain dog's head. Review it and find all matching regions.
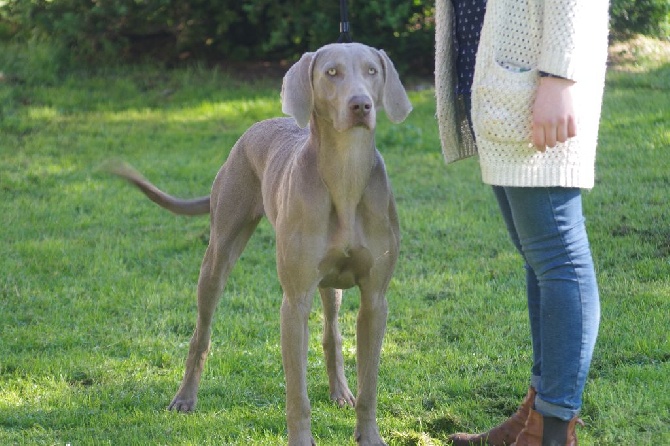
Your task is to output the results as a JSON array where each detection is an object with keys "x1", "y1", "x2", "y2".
[{"x1": 281, "y1": 43, "x2": 412, "y2": 131}]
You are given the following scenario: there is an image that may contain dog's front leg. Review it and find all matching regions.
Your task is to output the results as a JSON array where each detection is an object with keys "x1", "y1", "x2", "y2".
[
  {"x1": 281, "y1": 293, "x2": 316, "y2": 446},
  {"x1": 353, "y1": 286, "x2": 388, "y2": 446}
]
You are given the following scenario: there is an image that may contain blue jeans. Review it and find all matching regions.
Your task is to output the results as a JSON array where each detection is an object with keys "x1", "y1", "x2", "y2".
[{"x1": 493, "y1": 186, "x2": 600, "y2": 420}]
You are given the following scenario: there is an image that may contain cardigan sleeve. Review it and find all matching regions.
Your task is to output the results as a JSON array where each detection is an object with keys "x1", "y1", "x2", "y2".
[{"x1": 538, "y1": 0, "x2": 610, "y2": 81}]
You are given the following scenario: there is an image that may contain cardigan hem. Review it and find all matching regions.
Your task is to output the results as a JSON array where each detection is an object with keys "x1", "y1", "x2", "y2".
[{"x1": 480, "y1": 162, "x2": 595, "y2": 189}]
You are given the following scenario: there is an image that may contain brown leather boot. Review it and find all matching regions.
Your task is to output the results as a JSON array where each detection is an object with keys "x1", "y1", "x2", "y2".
[
  {"x1": 449, "y1": 387, "x2": 537, "y2": 446},
  {"x1": 511, "y1": 408, "x2": 584, "y2": 446}
]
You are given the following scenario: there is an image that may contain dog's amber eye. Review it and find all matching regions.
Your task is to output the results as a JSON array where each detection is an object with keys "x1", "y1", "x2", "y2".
[
  {"x1": 368, "y1": 67, "x2": 377, "y2": 75},
  {"x1": 327, "y1": 68, "x2": 338, "y2": 76}
]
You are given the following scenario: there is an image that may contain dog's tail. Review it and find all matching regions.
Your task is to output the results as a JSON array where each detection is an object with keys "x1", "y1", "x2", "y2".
[{"x1": 104, "y1": 161, "x2": 210, "y2": 216}]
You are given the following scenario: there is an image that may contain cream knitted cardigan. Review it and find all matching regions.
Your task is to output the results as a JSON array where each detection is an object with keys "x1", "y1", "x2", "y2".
[{"x1": 435, "y1": 0, "x2": 610, "y2": 188}]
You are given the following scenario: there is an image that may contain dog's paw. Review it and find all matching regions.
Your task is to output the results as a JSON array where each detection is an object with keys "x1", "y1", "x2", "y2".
[
  {"x1": 287, "y1": 432, "x2": 316, "y2": 446},
  {"x1": 167, "y1": 395, "x2": 197, "y2": 413},
  {"x1": 331, "y1": 387, "x2": 356, "y2": 408},
  {"x1": 354, "y1": 425, "x2": 386, "y2": 446},
  {"x1": 329, "y1": 376, "x2": 356, "y2": 408}
]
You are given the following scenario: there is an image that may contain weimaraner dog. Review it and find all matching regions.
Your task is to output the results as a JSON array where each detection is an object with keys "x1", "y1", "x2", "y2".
[{"x1": 109, "y1": 42, "x2": 411, "y2": 445}]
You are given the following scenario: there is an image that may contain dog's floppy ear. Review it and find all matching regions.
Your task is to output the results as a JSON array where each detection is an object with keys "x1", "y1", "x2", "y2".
[
  {"x1": 281, "y1": 51, "x2": 316, "y2": 128},
  {"x1": 378, "y1": 49, "x2": 412, "y2": 123}
]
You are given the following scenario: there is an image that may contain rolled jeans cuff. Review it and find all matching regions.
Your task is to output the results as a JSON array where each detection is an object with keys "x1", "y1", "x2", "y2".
[{"x1": 531, "y1": 376, "x2": 580, "y2": 421}]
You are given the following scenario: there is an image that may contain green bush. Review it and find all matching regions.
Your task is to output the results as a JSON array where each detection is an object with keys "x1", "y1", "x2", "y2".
[
  {"x1": 0, "y1": 0, "x2": 667, "y2": 73},
  {"x1": 0, "y1": 0, "x2": 434, "y2": 72},
  {"x1": 610, "y1": 0, "x2": 670, "y2": 38},
  {"x1": 0, "y1": 38, "x2": 70, "y2": 85}
]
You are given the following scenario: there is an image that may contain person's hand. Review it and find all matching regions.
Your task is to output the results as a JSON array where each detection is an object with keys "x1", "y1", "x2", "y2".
[{"x1": 531, "y1": 76, "x2": 577, "y2": 151}]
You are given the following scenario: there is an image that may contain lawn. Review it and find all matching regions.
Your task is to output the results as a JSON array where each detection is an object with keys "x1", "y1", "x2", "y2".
[{"x1": 1, "y1": 44, "x2": 669, "y2": 445}]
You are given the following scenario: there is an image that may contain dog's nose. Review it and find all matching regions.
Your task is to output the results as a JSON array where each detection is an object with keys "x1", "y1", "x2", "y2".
[{"x1": 348, "y1": 95, "x2": 372, "y2": 116}]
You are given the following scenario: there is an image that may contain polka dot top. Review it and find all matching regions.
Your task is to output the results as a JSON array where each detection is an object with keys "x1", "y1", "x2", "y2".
[{"x1": 451, "y1": 0, "x2": 487, "y2": 94}]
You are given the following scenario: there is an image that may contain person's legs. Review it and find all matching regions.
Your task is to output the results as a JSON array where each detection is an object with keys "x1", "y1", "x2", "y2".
[
  {"x1": 493, "y1": 186, "x2": 542, "y2": 385},
  {"x1": 498, "y1": 186, "x2": 600, "y2": 421}
]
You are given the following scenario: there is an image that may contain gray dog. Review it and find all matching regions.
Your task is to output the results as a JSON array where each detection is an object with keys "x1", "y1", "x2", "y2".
[{"x1": 109, "y1": 43, "x2": 411, "y2": 445}]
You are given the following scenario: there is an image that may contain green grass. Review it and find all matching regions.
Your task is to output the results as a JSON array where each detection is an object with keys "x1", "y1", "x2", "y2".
[{"x1": 1, "y1": 51, "x2": 669, "y2": 445}]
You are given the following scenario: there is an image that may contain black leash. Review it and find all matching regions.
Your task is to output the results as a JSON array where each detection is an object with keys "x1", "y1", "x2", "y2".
[{"x1": 337, "y1": 0, "x2": 352, "y2": 43}]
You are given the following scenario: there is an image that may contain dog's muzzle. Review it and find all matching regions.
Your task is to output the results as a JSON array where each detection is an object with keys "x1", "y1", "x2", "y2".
[{"x1": 348, "y1": 95, "x2": 374, "y2": 128}]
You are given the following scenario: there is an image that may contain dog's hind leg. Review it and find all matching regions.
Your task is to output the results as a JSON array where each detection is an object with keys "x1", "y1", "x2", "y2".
[
  {"x1": 168, "y1": 216, "x2": 260, "y2": 413},
  {"x1": 319, "y1": 287, "x2": 355, "y2": 408},
  {"x1": 169, "y1": 160, "x2": 263, "y2": 413}
]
